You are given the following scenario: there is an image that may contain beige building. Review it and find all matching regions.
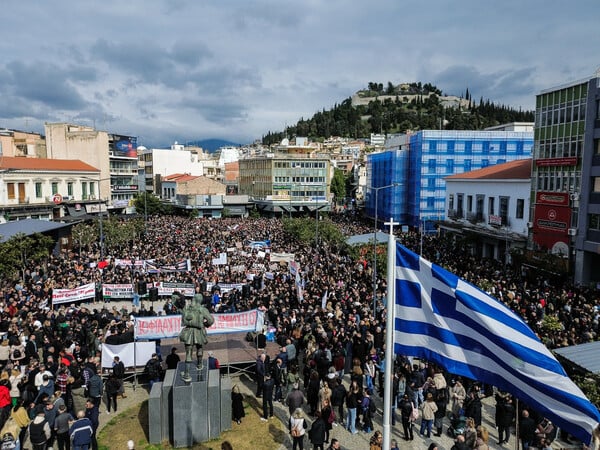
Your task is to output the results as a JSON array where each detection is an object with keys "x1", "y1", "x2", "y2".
[
  {"x1": 45, "y1": 123, "x2": 111, "y2": 200},
  {"x1": 0, "y1": 129, "x2": 46, "y2": 158}
]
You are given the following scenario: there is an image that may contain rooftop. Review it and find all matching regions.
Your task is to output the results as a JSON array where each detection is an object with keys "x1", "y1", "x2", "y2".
[
  {"x1": 445, "y1": 158, "x2": 532, "y2": 180},
  {"x1": 0, "y1": 156, "x2": 99, "y2": 172}
]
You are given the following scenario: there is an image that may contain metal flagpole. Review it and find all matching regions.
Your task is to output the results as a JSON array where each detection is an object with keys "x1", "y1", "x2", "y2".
[{"x1": 383, "y1": 217, "x2": 399, "y2": 450}]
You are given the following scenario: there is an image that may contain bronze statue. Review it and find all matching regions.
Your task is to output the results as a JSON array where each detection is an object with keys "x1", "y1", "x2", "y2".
[{"x1": 179, "y1": 293, "x2": 214, "y2": 382}]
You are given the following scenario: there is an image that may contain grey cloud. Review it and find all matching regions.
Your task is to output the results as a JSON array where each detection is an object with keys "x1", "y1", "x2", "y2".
[{"x1": 0, "y1": 61, "x2": 89, "y2": 111}]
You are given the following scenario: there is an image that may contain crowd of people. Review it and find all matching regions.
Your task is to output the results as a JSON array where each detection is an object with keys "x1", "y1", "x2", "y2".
[{"x1": 0, "y1": 212, "x2": 597, "y2": 449}]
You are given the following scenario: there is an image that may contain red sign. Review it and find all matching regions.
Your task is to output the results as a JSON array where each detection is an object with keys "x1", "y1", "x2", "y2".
[
  {"x1": 535, "y1": 157, "x2": 578, "y2": 167},
  {"x1": 536, "y1": 192, "x2": 568, "y2": 206},
  {"x1": 532, "y1": 204, "x2": 571, "y2": 250},
  {"x1": 52, "y1": 193, "x2": 63, "y2": 204}
]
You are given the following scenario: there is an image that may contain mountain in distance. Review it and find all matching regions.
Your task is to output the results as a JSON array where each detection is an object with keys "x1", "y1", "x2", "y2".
[{"x1": 188, "y1": 138, "x2": 241, "y2": 153}]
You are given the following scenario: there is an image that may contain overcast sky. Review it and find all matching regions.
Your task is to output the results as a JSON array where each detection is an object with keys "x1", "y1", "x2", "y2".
[{"x1": 0, "y1": 1, "x2": 598, "y2": 147}]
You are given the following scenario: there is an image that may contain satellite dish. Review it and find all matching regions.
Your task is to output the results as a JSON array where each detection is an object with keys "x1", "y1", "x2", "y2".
[{"x1": 281, "y1": 138, "x2": 290, "y2": 146}]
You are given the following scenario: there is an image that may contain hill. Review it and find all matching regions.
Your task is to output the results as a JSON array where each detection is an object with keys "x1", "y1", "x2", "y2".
[{"x1": 262, "y1": 81, "x2": 534, "y2": 145}]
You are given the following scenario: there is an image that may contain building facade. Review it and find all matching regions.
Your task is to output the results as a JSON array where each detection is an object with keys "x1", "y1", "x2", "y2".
[
  {"x1": 367, "y1": 125, "x2": 533, "y2": 230},
  {"x1": 139, "y1": 143, "x2": 205, "y2": 193},
  {"x1": 45, "y1": 123, "x2": 139, "y2": 212},
  {"x1": 239, "y1": 154, "x2": 330, "y2": 216},
  {"x1": 442, "y1": 159, "x2": 532, "y2": 264},
  {"x1": 531, "y1": 75, "x2": 600, "y2": 285},
  {"x1": 0, "y1": 157, "x2": 100, "y2": 223}
]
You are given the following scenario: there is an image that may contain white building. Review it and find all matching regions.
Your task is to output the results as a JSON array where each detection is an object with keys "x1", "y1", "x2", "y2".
[
  {"x1": 0, "y1": 156, "x2": 101, "y2": 223},
  {"x1": 140, "y1": 143, "x2": 205, "y2": 193},
  {"x1": 442, "y1": 159, "x2": 532, "y2": 264}
]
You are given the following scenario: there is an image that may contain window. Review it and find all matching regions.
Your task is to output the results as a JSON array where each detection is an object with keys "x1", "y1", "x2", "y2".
[
  {"x1": 456, "y1": 194, "x2": 464, "y2": 218},
  {"x1": 448, "y1": 194, "x2": 454, "y2": 211},
  {"x1": 446, "y1": 159, "x2": 454, "y2": 173},
  {"x1": 428, "y1": 178, "x2": 436, "y2": 190},
  {"x1": 7, "y1": 183, "x2": 15, "y2": 199},
  {"x1": 464, "y1": 160, "x2": 472, "y2": 172},
  {"x1": 516, "y1": 199, "x2": 524, "y2": 219},
  {"x1": 428, "y1": 159, "x2": 436, "y2": 173},
  {"x1": 67, "y1": 182, "x2": 73, "y2": 196},
  {"x1": 589, "y1": 214, "x2": 600, "y2": 231},
  {"x1": 90, "y1": 182, "x2": 96, "y2": 197},
  {"x1": 467, "y1": 195, "x2": 473, "y2": 212},
  {"x1": 594, "y1": 177, "x2": 600, "y2": 192},
  {"x1": 35, "y1": 182, "x2": 42, "y2": 198},
  {"x1": 488, "y1": 197, "x2": 495, "y2": 215},
  {"x1": 82, "y1": 182, "x2": 88, "y2": 199},
  {"x1": 427, "y1": 197, "x2": 435, "y2": 208},
  {"x1": 500, "y1": 197, "x2": 509, "y2": 221},
  {"x1": 51, "y1": 182, "x2": 58, "y2": 195}
]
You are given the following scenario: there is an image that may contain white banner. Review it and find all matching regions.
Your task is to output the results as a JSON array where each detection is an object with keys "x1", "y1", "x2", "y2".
[
  {"x1": 134, "y1": 309, "x2": 263, "y2": 340},
  {"x1": 157, "y1": 282, "x2": 195, "y2": 297},
  {"x1": 103, "y1": 283, "x2": 134, "y2": 299},
  {"x1": 270, "y1": 252, "x2": 295, "y2": 263},
  {"x1": 101, "y1": 341, "x2": 156, "y2": 369},
  {"x1": 212, "y1": 252, "x2": 228, "y2": 266},
  {"x1": 52, "y1": 283, "x2": 96, "y2": 304}
]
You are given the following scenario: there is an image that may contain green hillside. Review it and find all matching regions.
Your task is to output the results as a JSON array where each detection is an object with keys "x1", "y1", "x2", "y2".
[{"x1": 262, "y1": 81, "x2": 534, "y2": 145}]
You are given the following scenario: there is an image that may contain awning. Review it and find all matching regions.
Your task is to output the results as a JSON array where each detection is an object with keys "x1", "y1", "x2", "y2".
[{"x1": 554, "y1": 341, "x2": 600, "y2": 374}]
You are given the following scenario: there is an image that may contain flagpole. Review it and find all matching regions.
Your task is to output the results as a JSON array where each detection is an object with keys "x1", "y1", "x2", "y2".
[{"x1": 383, "y1": 217, "x2": 398, "y2": 450}]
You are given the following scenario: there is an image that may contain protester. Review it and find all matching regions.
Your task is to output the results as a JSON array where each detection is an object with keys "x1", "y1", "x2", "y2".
[{"x1": 231, "y1": 384, "x2": 245, "y2": 425}]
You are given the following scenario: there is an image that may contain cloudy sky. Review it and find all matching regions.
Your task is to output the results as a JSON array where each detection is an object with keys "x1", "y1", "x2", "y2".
[{"x1": 0, "y1": 1, "x2": 597, "y2": 146}]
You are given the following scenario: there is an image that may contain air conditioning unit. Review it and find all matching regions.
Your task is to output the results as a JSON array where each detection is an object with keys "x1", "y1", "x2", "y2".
[
  {"x1": 527, "y1": 222, "x2": 534, "y2": 228},
  {"x1": 567, "y1": 228, "x2": 577, "y2": 236}
]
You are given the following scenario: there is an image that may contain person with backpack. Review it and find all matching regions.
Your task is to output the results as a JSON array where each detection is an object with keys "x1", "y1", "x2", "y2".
[
  {"x1": 111, "y1": 356, "x2": 126, "y2": 399},
  {"x1": 28, "y1": 404, "x2": 51, "y2": 450},
  {"x1": 320, "y1": 398, "x2": 334, "y2": 444}
]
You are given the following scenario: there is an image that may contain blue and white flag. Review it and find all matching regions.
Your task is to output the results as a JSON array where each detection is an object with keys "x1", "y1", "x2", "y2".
[{"x1": 394, "y1": 243, "x2": 600, "y2": 445}]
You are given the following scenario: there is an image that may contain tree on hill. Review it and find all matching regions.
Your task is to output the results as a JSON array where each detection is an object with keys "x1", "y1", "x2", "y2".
[{"x1": 261, "y1": 81, "x2": 534, "y2": 145}]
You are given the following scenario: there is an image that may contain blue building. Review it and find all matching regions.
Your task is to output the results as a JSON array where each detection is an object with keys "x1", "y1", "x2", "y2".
[{"x1": 366, "y1": 123, "x2": 534, "y2": 231}]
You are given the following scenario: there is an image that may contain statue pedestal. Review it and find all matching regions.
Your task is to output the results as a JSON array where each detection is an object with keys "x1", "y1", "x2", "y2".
[{"x1": 149, "y1": 360, "x2": 232, "y2": 448}]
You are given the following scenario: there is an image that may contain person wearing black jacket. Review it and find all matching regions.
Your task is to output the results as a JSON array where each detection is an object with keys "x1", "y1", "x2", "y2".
[
  {"x1": 261, "y1": 373, "x2": 275, "y2": 421},
  {"x1": 112, "y1": 356, "x2": 127, "y2": 399},
  {"x1": 496, "y1": 393, "x2": 515, "y2": 445},
  {"x1": 85, "y1": 398, "x2": 100, "y2": 450},
  {"x1": 308, "y1": 410, "x2": 327, "y2": 450},
  {"x1": 399, "y1": 393, "x2": 415, "y2": 441}
]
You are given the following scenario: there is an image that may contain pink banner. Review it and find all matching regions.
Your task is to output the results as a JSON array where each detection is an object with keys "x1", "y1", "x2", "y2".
[{"x1": 134, "y1": 309, "x2": 263, "y2": 340}]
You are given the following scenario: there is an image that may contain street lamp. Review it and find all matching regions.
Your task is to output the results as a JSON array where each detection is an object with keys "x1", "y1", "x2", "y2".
[{"x1": 370, "y1": 182, "x2": 399, "y2": 317}]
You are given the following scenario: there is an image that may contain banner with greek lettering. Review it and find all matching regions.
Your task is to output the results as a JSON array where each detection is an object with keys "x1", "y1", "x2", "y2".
[
  {"x1": 103, "y1": 283, "x2": 134, "y2": 299},
  {"x1": 134, "y1": 309, "x2": 263, "y2": 340},
  {"x1": 158, "y1": 282, "x2": 195, "y2": 297},
  {"x1": 52, "y1": 283, "x2": 96, "y2": 304}
]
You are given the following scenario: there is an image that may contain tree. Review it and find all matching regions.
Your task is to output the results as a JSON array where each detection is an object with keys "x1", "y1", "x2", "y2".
[
  {"x1": 133, "y1": 192, "x2": 162, "y2": 217},
  {"x1": 0, "y1": 232, "x2": 53, "y2": 280},
  {"x1": 72, "y1": 222, "x2": 97, "y2": 254},
  {"x1": 330, "y1": 169, "x2": 346, "y2": 204}
]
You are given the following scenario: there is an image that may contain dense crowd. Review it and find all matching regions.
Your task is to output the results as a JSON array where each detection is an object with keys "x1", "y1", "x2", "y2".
[{"x1": 0, "y1": 212, "x2": 597, "y2": 449}]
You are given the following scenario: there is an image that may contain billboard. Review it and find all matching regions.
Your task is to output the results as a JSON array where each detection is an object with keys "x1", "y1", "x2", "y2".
[
  {"x1": 532, "y1": 191, "x2": 571, "y2": 251},
  {"x1": 111, "y1": 134, "x2": 137, "y2": 158}
]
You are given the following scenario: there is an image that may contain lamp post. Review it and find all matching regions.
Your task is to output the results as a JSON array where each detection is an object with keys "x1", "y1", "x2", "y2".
[{"x1": 370, "y1": 183, "x2": 399, "y2": 317}]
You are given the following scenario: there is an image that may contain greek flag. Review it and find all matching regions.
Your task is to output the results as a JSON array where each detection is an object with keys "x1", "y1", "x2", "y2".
[{"x1": 394, "y1": 243, "x2": 600, "y2": 445}]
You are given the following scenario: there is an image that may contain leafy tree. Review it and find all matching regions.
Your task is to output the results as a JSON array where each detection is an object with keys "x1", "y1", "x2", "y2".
[
  {"x1": 330, "y1": 169, "x2": 346, "y2": 203},
  {"x1": 0, "y1": 232, "x2": 53, "y2": 280},
  {"x1": 133, "y1": 192, "x2": 162, "y2": 217},
  {"x1": 72, "y1": 222, "x2": 97, "y2": 254}
]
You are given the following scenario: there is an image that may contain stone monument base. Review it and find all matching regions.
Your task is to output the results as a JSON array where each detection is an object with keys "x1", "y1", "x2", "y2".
[{"x1": 148, "y1": 360, "x2": 232, "y2": 448}]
